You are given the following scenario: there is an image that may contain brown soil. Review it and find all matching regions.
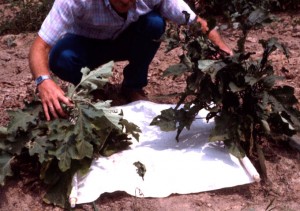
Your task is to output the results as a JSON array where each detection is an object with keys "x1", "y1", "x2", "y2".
[{"x1": 0, "y1": 12, "x2": 300, "y2": 211}]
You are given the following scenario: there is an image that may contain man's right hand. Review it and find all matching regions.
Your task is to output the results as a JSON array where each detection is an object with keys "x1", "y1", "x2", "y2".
[{"x1": 37, "y1": 79, "x2": 73, "y2": 121}]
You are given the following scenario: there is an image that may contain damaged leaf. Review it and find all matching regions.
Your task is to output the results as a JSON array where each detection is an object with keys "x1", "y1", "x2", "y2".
[{"x1": 0, "y1": 61, "x2": 141, "y2": 207}]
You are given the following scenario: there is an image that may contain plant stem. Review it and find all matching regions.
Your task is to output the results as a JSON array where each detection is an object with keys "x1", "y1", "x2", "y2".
[{"x1": 256, "y1": 142, "x2": 268, "y2": 180}]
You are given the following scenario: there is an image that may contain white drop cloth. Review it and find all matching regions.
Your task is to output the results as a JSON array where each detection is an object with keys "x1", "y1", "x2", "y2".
[{"x1": 74, "y1": 101, "x2": 258, "y2": 204}]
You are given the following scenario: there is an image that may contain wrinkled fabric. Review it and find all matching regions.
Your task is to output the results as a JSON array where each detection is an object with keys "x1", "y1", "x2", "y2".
[
  {"x1": 39, "y1": 0, "x2": 197, "y2": 46},
  {"x1": 72, "y1": 101, "x2": 258, "y2": 204}
]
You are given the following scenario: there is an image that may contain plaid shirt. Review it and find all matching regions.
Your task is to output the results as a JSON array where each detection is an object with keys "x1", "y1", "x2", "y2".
[{"x1": 39, "y1": 0, "x2": 197, "y2": 46}]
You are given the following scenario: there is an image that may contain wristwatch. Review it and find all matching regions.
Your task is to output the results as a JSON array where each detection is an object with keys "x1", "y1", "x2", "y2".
[{"x1": 35, "y1": 75, "x2": 51, "y2": 86}]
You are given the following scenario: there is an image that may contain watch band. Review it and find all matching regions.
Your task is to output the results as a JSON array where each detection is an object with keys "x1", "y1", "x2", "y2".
[{"x1": 35, "y1": 75, "x2": 51, "y2": 86}]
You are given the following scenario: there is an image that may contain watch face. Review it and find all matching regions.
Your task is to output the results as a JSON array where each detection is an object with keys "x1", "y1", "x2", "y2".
[
  {"x1": 35, "y1": 75, "x2": 50, "y2": 85},
  {"x1": 37, "y1": 77, "x2": 43, "y2": 83}
]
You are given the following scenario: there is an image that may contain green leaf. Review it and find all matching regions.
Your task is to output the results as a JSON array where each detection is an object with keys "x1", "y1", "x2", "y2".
[
  {"x1": 198, "y1": 60, "x2": 216, "y2": 70},
  {"x1": 93, "y1": 102, "x2": 122, "y2": 129},
  {"x1": 209, "y1": 132, "x2": 230, "y2": 142},
  {"x1": 66, "y1": 84, "x2": 76, "y2": 98},
  {"x1": 74, "y1": 106, "x2": 98, "y2": 159},
  {"x1": 270, "y1": 86, "x2": 298, "y2": 106},
  {"x1": 0, "y1": 151, "x2": 14, "y2": 186},
  {"x1": 260, "y1": 37, "x2": 289, "y2": 58},
  {"x1": 151, "y1": 8, "x2": 300, "y2": 182},
  {"x1": 0, "y1": 127, "x2": 8, "y2": 150},
  {"x1": 267, "y1": 111, "x2": 297, "y2": 136},
  {"x1": 261, "y1": 120, "x2": 271, "y2": 134},
  {"x1": 93, "y1": 100, "x2": 112, "y2": 109},
  {"x1": 5, "y1": 132, "x2": 30, "y2": 155},
  {"x1": 280, "y1": 115, "x2": 295, "y2": 130},
  {"x1": 179, "y1": 54, "x2": 193, "y2": 69},
  {"x1": 209, "y1": 114, "x2": 233, "y2": 142},
  {"x1": 199, "y1": 60, "x2": 226, "y2": 81},
  {"x1": 0, "y1": 126, "x2": 7, "y2": 139},
  {"x1": 246, "y1": 8, "x2": 269, "y2": 28},
  {"x1": 119, "y1": 119, "x2": 141, "y2": 141},
  {"x1": 7, "y1": 109, "x2": 37, "y2": 134},
  {"x1": 268, "y1": 86, "x2": 300, "y2": 131},
  {"x1": 43, "y1": 170, "x2": 73, "y2": 208},
  {"x1": 261, "y1": 75, "x2": 279, "y2": 89},
  {"x1": 76, "y1": 140, "x2": 93, "y2": 160},
  {"x1": 229, "y1": 82, "x2": 245, "y2": 93},
  {"x1": 78, "y1": 61, "x2": 114, "y2": 94},
  {"x1": 100, "y1": 135, "x2": 132, "y2": 157},
  {"x1": 224, "y1": 140, "x2": 245, "y2": 158},
  {"x1": 46, "y1": 119, "x2": 74, "y2": 142},
  {"x1": 175, "y1": 106, "x2": 202, "y2": 140},
  {"x1": 244, "y1": 76, "x2": 259, "y2": 86},
  {"x1": 40, "y1": 160, "x2": 62, "y2": 185},
  {"x1": 0, "y1": 61, "x2": 141, "y2": 207},
  {"x1": 28, "y1": 138, "x2": 54, "y2": 163},
  {"x1": 209, "y1": 125, "x2": 230, "y2": 142},
  {"x1": 150, "y1": 108, "x2": 177, "y2": 131},
  {"x1": 72, "y1": 104, "x2": 133, "y2": 159},
  {"x1": 134, "y1": 161, "x2": 146, "y2": 180},
  {"x1": 42, "y1": 159, "x2": 89, "y2": 208},
  {"x1": 75, "y1": 104, "x2": 107, "y2": 149},
  {"x1": 163, "y1": 64, "x2": 189, "y2": 78},
  {"x1": 53, "y1": 139, "x2": 79, "y2": 172}
]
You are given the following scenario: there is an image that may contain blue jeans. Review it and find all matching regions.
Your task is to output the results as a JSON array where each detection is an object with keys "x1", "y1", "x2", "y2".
[{"x1": 49, "y1": 11, "x2": 166, "y2": 89}]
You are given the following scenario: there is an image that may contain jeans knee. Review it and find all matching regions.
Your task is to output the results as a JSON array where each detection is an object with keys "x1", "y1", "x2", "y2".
[
  {"x1": 49, "y1": 49, "x2": 69, "y2": 73},
  {"x1": 138, "y1": 12, "x2": 166, "y2": 40},
  {"x1": 49, "y1": 48, "x2": 82, "y2": 85}
]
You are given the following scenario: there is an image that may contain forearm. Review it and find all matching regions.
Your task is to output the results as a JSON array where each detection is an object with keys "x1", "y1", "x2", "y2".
[
  {"x1": 207, "y1": 29, "x2": 233, "y2": 55},
  {"x1": 28, "y1": 35, "x2": 72, "y2": 120},
  {"x1": 196, "y1": 16, "x2": 233, "y2": 55},
  {"x1": 29, "y1": 35, "x2": 52, "y2": 79}
]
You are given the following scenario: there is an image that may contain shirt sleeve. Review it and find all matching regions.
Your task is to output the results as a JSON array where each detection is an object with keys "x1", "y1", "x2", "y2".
[
  {"x1": 38, "y1": 0, "x2": 83, "y2": 46},
  {"x1": 157, "y1": 0, "x2": 197, "y2": 25}
]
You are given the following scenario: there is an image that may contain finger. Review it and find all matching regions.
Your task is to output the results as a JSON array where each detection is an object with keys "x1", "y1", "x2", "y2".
[
  {"x1": 42, "y1": 102, "x2": 51, "y2": 121},
  {"x1": 59, "y1": 95, "x2": 74, "y2": 107},
  {"x1": 56, "y1": 95, "x2": 73, "y2": 117},
  {"x1": 53, "y1": 100, "x2": 67, "y2": 118},
  {"x1": 48, "y1": 104, "x2": 59, "y2": 119}
]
